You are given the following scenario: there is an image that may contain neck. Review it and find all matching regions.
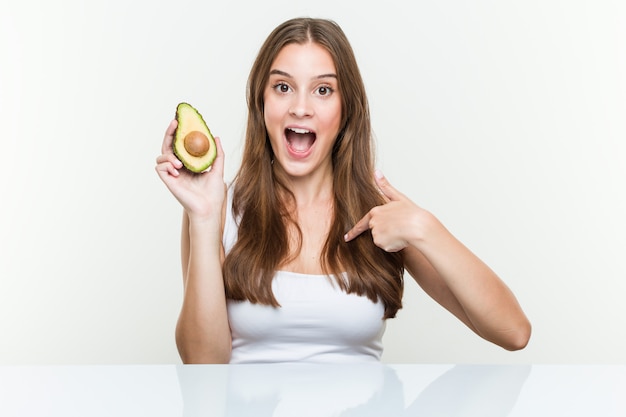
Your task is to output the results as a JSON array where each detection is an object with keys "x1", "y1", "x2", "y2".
[{"x1": 280, "y1": 168, "x2": 334, "y2": 208}]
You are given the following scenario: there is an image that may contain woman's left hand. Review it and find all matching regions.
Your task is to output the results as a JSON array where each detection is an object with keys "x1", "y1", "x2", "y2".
[{"x1": 344, "y1": 171, "x2": 429, "y2": 252}]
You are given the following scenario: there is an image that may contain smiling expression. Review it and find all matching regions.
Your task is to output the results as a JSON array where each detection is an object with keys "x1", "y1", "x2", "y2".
[{"x1": 263, "y1": 42, "x2": 342, "y2": 180}]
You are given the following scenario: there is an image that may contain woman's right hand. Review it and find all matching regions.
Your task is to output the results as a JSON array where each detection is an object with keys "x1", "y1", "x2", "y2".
[{"x1": 155, "y1": 119, "x2": 226, "y2": 222}]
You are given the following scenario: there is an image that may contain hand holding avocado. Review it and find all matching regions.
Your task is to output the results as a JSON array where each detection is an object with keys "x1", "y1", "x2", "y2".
[{"x1": 155, "y1": 103, "x2": 225, "y2": 220}]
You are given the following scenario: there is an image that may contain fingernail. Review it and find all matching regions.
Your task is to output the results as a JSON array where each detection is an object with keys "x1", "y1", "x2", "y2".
[
  {"x1": 343, "y1": 233, "x2": 349, "y2": 241},
  {"x1": 375, "y1": 169, "x2": 384, "y2": 179}
]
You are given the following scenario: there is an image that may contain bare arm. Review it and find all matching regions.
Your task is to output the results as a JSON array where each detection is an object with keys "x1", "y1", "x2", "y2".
[
  {"x1": 177, "y1": 210, "x2": 230, "y2": 363},
  {"x1": 156, "y1": 120, "x2": 231, "y2": 363},
  {"x1": 401, "y1": 217, "x2": 530, "y2": 351},
  {"x1": 345, "y1": 171, "x2": 531, "y2": 351}
]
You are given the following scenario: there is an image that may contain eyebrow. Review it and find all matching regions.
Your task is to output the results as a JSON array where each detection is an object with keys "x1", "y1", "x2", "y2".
[{"x1": 269, "y1": 69, "x2": 337, "y2": 80}]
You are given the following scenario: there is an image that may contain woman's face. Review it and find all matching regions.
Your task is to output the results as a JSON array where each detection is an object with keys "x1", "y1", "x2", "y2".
[{"x1": 263, "y1": 42, "x2": 342, "y2": 181}]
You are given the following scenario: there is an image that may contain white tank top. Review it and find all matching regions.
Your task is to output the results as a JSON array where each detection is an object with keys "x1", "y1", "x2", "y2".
[{"x1": 223, "y1": 192, "x2": 386, "y2": 364}]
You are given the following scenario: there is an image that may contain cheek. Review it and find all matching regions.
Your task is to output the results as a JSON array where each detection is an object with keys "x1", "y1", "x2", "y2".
[
  {"x1": 263, "y1": 98, "x2": 281, "y2": 128},
  {"x1": 322, "y1": 103, "x2": 342, "y2": 132},
  {"x1": 263, "y1": 105, "x2": 281, "y2": 147}
]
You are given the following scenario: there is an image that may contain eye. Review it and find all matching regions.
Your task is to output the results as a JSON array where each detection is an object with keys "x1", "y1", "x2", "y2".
[
  {"x1": 316, "y1": 85, "x2": 334, "y2": 96},
  {"x1": 273, "y1": 82, "x2": 291, "y2": 93}
]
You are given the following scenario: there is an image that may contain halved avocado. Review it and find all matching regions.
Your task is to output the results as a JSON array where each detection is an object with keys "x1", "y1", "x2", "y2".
[{"x1": 173, "y1": 102, "x2": 216, "y2": 173}]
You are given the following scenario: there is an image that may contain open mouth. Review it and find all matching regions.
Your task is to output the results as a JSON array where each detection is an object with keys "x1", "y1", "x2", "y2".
[{"x1": 285, "y1": 127, "x2": 316, "y2": 154}]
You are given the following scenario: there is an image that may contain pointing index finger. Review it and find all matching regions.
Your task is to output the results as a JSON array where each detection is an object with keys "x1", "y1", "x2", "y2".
[{"x1": 344, "y1": 212, "x2": 372, "y2": 242}]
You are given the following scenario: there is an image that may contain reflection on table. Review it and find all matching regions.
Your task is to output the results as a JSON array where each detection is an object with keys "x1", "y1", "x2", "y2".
[
  {"x1": 178, "y1": 363, "x2": 531, "y2": 416},
  {"x1": 0, "y1": 363, "x2": 624, "y2": 416}
]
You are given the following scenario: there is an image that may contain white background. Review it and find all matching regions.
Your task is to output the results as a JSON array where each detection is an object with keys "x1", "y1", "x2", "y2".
[{"x1": 1, "y1": 0, "x2": 624, "y2": 364}]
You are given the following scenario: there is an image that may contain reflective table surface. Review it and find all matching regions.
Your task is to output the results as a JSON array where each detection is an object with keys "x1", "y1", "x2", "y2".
[{"x1": 1, "y1": 364, "x2": 624, "y2": 416}]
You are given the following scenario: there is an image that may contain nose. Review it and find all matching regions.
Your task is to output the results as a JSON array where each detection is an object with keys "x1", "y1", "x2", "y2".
[{"x1": 289, "y1": 93, "x2": 313, "y2": 118}]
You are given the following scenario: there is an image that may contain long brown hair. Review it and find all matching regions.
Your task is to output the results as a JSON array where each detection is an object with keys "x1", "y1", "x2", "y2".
[{"x1": 223, "y1": 17, "x2": 404, "y2": 319}]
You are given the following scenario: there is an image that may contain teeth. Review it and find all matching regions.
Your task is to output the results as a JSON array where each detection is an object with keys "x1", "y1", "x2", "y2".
[{"x1": 289, "y1": 128, "x2": 311, "y2": 134}]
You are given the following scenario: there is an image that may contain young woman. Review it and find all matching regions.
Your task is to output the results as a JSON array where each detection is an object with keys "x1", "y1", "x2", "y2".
[{"x1": 155, "y1": 17, "x2": 531, "y2": 364}]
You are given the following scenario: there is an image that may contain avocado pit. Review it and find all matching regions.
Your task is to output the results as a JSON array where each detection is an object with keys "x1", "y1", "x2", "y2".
[{"x1": 184, "y1": 131, "x2": 210, "y2": 157}]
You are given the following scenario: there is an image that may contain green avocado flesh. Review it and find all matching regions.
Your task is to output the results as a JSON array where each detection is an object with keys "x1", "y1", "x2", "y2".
[{"x1": 173, "y1": 102, "x2": 216, "y2": 173}]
